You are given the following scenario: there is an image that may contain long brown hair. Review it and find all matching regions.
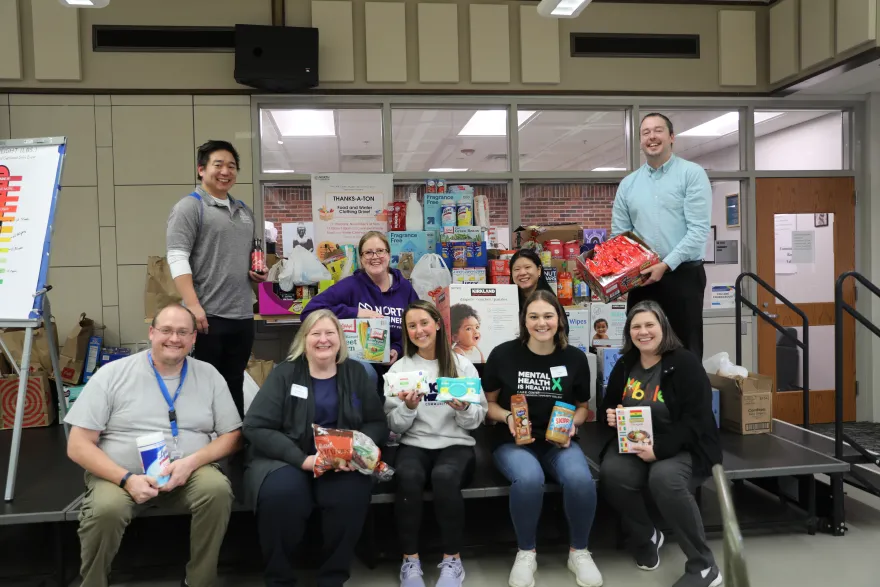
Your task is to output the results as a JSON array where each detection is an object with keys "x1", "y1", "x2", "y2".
[
  {"x1": 517, "y1": 289, "x2": 569, "y2": 350},
  {"x1": 402, "y1": 300, "x2": 459, "y2": 378}
]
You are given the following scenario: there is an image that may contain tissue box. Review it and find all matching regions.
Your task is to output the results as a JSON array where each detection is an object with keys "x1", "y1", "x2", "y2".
[
  {"x1": 616, "y1": 406, "x2": 654, "y2": 453},
  {"x1": 436, "y1": 377, "x2": 482, "y2": 404},
  {"x1": 339, "y1": 318, "x2": 391, "y2": 363}
]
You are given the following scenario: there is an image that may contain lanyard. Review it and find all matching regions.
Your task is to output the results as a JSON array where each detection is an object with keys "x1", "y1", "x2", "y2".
[{"x1": 147, "y1": 352, "x2": 188, "y2": 442}]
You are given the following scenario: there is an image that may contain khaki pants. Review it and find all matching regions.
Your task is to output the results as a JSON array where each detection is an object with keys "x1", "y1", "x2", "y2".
[{"x1": 77, "y1": 464, "x2": 233, "y2": 587}]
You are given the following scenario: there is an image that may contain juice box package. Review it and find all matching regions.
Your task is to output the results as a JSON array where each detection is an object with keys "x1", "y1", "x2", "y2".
[
  {"x1": 589, "y1": 302, "x2": 627, "y2": 347},
  {"x1": 616, "y1": 406, "x2": 654, "y2": 453},
  {"x1": 339, "y1": 318, "x2": 391, "y2": 363},
  {"x1": 436, "y1": 377, "x2": 482, "y2": 404},
  {"x1": 452, "y1": 267, "x2": 487, "y2": 284},
  {"x1": 389, "y1": 231, "x2": 436, "y2": 267},
  {"x1": 435, "y1": 284, "x2": 519, "y2": 363}
]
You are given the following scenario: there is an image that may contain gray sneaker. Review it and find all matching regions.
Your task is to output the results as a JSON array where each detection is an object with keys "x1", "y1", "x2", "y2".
[
  {"x1": 401, "y1": 557, "x2": 426, "y2": 587},
  {"x1": 672, "y1": 567, "x2": 722, "y2": 587},
  {"x1": 436, "y1": 556, "x2": 465, "y2": 587}
]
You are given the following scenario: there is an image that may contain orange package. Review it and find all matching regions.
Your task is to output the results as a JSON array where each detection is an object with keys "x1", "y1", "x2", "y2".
[{"x1": 312, "y1": 424, "x2": 394, "y2": 481}]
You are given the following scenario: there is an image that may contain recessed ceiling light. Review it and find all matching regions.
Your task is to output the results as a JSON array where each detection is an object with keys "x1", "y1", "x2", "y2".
[
  {"x1": 458, "y1": 110, "x2": 537, "y2": 137},
  {"x1": 678, "y1": 112, "x2": 783, "y2": 137},
  {"x1": 592, "y1": 167, "x2": 626, "y2": 171},
  {"x1": 264, "y1": 169, "x2": 296, "y2": 173},
  {"x1": 59, "y1": 0, "x2": 110, "y2": 7},
  {"x1": 429, "y1": 168, "x2": 469, "y2": 172},
  {"x1": 269, "y1": 109, "x2": 336, "y2": 137},
  {"x1": 537, "y1": 0, "x2": 593, "y2": 18}
]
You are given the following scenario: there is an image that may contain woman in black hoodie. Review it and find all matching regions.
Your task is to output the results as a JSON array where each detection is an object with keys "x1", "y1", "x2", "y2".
[
  {"x1": 243, "y1": 309, "x2": 388, "y2": 587},
  {"x1": 599, "y1": 300, "x2": 722, "y2": 587}
]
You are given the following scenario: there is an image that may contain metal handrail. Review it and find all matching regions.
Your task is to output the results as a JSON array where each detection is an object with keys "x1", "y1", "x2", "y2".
[
  {"x1": 735, "y1": 272, "x2": 810, "y2": 429},
  {"x1": 713, "y1": 465, "x2": 750, "y2": 587},
  {"x1": 834, "y1": 272, "x2": 880, "y2": 461}
]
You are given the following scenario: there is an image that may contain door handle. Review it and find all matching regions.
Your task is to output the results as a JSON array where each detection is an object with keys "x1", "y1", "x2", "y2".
[{"x1": 765, "y1": 313, "x2": 779, "y2": 319}]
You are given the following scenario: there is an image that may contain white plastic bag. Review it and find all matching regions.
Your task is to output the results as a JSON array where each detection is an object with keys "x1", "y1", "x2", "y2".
[
  {"x1": 267, "y1": 259, "x2": 285, "y2": 284},
  {"x1": 703, "y1": 351, "x2": 748, "y2": 379},
  {"x1": 410, "y1": 253, "x2": 452, "y2": 304},
  {"x1": 287, "y1": 245, "x2": 332, "y2": 286},
  {"x1": 702, "y1": 352, "x2": 728, "y2": 375}
]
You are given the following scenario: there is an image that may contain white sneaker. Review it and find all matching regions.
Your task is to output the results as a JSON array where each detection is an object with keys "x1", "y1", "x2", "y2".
[
  {"x1": 568, "y1": 549, "x2": 603, "y2": 587},
  {"x1": 508, "y1": 550, "x2": 538, "y2": 587}
]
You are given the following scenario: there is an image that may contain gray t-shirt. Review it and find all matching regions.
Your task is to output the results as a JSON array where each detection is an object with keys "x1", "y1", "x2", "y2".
[
  {"x1": 621, "y1": 361, "x2": 672, "y2": 427},
  {"x1": 64, "y1": 351, "x2": 242, "y2": 473},
  {"x1": 166, "y1": 187, "x2": 255, "y2": 319}
]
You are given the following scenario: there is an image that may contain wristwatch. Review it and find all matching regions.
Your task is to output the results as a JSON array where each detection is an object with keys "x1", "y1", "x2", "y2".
[{"x1": 119, "y1": 471, "x2": 133, "y2": 488}]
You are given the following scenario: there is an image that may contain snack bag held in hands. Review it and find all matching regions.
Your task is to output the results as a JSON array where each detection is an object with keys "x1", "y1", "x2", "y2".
[
  {"x1": 312, "y1": 425, "x2": 394, "y2": 481},
  {"x1": 436, "y1": 377, "x2": 482, "y2": 404},
  {"x1": 510, "y1": 394, "x2": 534, "y2": 445},
  {"x1": 383, "y1": 370, "x2": 429, "y2": 397}
]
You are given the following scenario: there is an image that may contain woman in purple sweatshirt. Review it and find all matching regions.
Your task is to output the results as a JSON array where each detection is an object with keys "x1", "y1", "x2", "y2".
[{"x1": 302, "y1": 231, "x2": 419, "y2": 391}]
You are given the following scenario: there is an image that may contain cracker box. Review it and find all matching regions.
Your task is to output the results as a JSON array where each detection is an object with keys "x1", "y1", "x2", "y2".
[
  {"x1": 590, "y1": 302, "x2": 627, "y2": 347},
  {"x1": 435, "y1": 284, "x2": 519, "y2": 363},
  {"x1": 339, "y1": 318, "x2": 391, "y2": 363},
  {"x1": 564, "y1": 308, "x2": 592, "y2": 353},
  {"x1": 575, "y1": 232, "x2": 660, "y2": 302},
  {"x1": 616, "y1": 406, "x2": 654, "y2": 453},
  {"x1": 452, "y1": 268, "x2": 487, "y2": 284},
  {"x1": 390, "y1": 231, "x2": 436, "y2": 267}
]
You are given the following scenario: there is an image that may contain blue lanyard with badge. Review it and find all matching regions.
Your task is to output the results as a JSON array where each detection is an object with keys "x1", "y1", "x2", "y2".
[{"x1": 147, "y1": 352, "x2": 187, "y2": 461}]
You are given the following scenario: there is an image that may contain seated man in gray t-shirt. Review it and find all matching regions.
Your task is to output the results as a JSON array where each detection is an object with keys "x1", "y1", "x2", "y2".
[{"x1": 64, "y1": 303, "x2": 242, "y2": 587}]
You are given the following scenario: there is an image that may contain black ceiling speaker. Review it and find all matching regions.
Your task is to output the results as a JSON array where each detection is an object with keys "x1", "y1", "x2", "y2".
[{"x1": 234, "y1": 24, "x2": 319, "y2": 92}]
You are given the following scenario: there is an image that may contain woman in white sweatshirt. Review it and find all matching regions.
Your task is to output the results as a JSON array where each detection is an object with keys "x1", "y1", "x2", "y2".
[{"x1": 385, "y1": 300, "x2": 488, "y2": 587}]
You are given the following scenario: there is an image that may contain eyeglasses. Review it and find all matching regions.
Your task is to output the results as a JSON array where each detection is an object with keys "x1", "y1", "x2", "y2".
[
  {"x1": 156, "y1": 328, "x2": 195, "y2": 338},
  {"x1": 361, "y1": 249, "x2": 389, "y2": 259}
]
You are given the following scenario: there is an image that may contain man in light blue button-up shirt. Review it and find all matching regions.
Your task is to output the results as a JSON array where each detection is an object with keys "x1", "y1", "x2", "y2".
[{"x1": 612, "y1": 113, "x2": 711, "y2": 358}]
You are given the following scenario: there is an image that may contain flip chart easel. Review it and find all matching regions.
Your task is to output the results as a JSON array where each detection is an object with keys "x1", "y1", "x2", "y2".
[{"x1": 0, "y1": 136, "x2": 69, "y2": 501}]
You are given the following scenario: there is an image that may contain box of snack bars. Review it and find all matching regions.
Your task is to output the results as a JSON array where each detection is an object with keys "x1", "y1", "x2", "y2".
[
  {"x1": 616, "y1": 406, "x2": 653, "y2": 453},
  {"x1": 575, "y1": 232, "x2": 660, "y2": 303},
  {"x1": 339, "y1": 318, "x2": 391, "y2": 363}
]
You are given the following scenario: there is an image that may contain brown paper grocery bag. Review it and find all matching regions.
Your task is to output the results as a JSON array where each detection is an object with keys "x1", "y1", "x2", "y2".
[
  {"x1": 57, "y1": 313, "x2": 95, "y2": 385},
  {"x1": 246, "y1": 356, "x2": 274, "y2": 388},
  {"x1": 0, "y1": 326, "x2": 59, "y2": 374},
  {"x1": 144, "y1": 256, "x2": 182, "y2": 319}
]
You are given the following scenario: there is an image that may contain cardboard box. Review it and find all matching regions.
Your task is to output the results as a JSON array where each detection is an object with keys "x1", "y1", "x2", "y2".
[
  {"x1": 452, "y1": 268, "x2": 487, "y2": 284},
  {"x1": 565, "y1": 308, "x2": 593, "y2": 353},
  {"x1": 83, "y1": 335, "x2": 102, "y2": 383},
  {"x1": 575, "y1": 232, "x2": 660, "y2": 302},
  {"x1": 514, "y1": 224, "x2": 583, "y2": 249},
  {"x1": 597, "y1": 347, "x2": 624, "y2": 386},
  {"x1": 390, "y1": 231, "x2": 436, "y2": 267},
  {"x1": 435, "y1": 284, "x2": 519, "y2": 363},
  {"x1": 0, "y1": 370, "x2": 55, "y2": 429},
  {"x1": 708, "y1": 373, "x2": 773, "y2": 435},
  {"x1": 339, "y1": 318, "x2": 391, "y2": 363},
  {"x1": 590, "y1": 302, "x2": 627, "y2": 347}
]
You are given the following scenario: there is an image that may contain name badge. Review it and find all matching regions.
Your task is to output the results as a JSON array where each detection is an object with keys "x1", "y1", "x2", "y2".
[
  {"x1": 290, "y1": 384, "x2": 308, "y2": 399},
  {"x1": 550, "y1": 366, "x2": 568, "y2": 378}
]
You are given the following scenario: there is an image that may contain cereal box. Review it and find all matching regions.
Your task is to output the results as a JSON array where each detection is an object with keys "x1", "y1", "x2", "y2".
[{"x1": 616, "y1": 406, "x2": 654, "y2": 453}]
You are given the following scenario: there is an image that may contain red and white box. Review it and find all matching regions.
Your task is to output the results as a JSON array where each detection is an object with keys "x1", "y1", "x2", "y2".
[{"x1": 575, "y1": 232, "x2": 659, "y2": 303}]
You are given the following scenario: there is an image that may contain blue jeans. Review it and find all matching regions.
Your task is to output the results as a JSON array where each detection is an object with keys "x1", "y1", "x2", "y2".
[{"x1": 493, "y1": 441, "x2": 597, "y2": 551}]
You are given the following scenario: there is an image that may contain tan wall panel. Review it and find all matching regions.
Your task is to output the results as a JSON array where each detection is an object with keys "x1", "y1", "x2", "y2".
[
  {"x1": 112, "y1": 106, "x2": 194, "y2": 185},
  {"x1": 31, "y1": 0, "x2": 81, "y2": 81},
  {"x1": 365, "y1": 2, "x2": 407, "y2": 82},
  {"x1": 312, "y1": 1, "x2": 355, "y2": 82},
  {"x1": 49, "y1": 187, "x2": 100, "y2": 268},
  {"x1": 0, "y1": 0, "x2": 22, "y2": 80},
  {"x1": 117, "y1": 265, "x2": 148, "y2": 344},
  {"x1": 719, "y1": 11, "x2": 757, "y2": 86},
  {"x1": 418, "y1": 3, "x2": 459, "y2": 83},
  {"x1": 801, "y1": 0, "x2": 833, "y2": 69},
  {"x1": 97, "y1": 147, "x2": 115, "y2": 226},
  {"x1": 520, "y1": 6, "x2": 560, "y2": 84},
  {"x1": 470, "y1": 4, "x2": 510, "y2": 83},
  {"x1": 95, "y1": 106, "x2": 112, "y2": 148},
  {"x1": 102, "y1": 305, "x2": 121, "y2": 347},
  {"x1": 0, "y1": 99, "x2": 8, "y2": 140},
  {"x1": 46, "y1": 266, "x2": 103, "y2": 336},
  {"x1": 95, "y1": 95, "x2": 111, "y2": 106},
  {"x1": 194, "y1": 105, "x2": 253, "y2": 184},
  {"x1": 115, "y1": 185, "x2": 192, "y2": 265},
  {"x1": 769, "y1": 0, "x2": 798, "y2": 83},
  {"x1": 9, "y1": 105, "x2": 97, "y2": 187},
  {"x1": 193, "y1": 96, "x2": 251, "y2": 106},
  {"x1": 837, "y1": 0, "x2": 877, "y2": 54},
  {"x1": 100, "y1": 227, "x2": 119, "y2": 307},
  {"x1": 111, "y1": 95, "x2": 192, "y2": 107},
  {"x1": 9, "y1": 95, "x2": 93, "y2": 106}
]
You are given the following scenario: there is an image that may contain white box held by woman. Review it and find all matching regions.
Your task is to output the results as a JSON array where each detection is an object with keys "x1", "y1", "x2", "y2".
[{"x1": 616, "y1": 406, "x2": 653, "y2": 453}]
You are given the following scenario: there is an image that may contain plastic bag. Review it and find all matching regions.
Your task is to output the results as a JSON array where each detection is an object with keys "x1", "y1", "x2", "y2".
[
  {"x1": 410, "y1": 253, "x2": 452, "y2": 305},
  {"x1": 703, "y1": 351, "x2": 748, "y2": 379},
  {"x1": 312, "y1": 424, "x2": 394, "y2": 481},
  {"x1": 267, "y1": 259, "x2": 285, "y2": 284},
  {"x1": 286, "y1": 245, "x2": 332, "y2": 287}
]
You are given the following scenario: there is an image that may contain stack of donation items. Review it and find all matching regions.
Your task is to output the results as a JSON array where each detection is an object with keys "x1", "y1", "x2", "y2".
[{"x1": 258, "y1": 244, "x2": 344, "y2": 315}]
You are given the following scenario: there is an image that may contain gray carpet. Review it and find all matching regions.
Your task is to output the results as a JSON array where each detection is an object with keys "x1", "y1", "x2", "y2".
[{"x1": 812, "y1": 422, "x2": 880, "y2": 454}]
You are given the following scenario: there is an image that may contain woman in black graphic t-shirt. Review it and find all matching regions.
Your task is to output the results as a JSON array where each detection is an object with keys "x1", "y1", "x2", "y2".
[
  {"x1": 599, "y1": 300, "x2": 722, "y2": 587},
  {"x1": 482, "y1": 290, "x2": 603, "y2": 587}
]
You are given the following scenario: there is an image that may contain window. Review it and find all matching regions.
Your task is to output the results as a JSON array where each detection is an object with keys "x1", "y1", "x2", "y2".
[
  {"x1": 517, "y1": 110, "x2": 627, "y2": 172},
  {"x1": 392, "y1": 108, "x2": 518, "y2": 172},
  {"x1": 703, "y1": 181, "x2": 742, "y2": 310},
  {"x1": 639, "y1": 109, "x2": 742, "y2": 171},
  {"x1": 754, "y1": 110, "x2": 846, "y2": 170},
  {"x1": 260, "y1": 108, "x2": 383, "y2": 174}
]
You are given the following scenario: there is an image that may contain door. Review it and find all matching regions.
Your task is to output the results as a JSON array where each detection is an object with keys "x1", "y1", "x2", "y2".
[{"x1": 755, "y1": 177, "x2": 856, "y2": 425}]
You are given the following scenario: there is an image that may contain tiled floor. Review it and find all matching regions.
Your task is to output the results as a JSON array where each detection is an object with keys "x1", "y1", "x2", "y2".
[{"x1": 74, "y1": 483, "x2": 880, "y2": 587}]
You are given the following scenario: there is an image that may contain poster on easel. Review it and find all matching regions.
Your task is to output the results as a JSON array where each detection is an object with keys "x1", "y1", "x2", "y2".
[
  {"x1": 310, "y1": 173, "x2": 393, "y2": 259},
  {"x1": 0, "y1": 138, "x2": 66, "y2": 321}
]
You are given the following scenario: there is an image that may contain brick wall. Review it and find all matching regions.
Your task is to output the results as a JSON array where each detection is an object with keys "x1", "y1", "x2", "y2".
[{"x1": 520, "y1": 183, "x2": 617, "y2": 230}]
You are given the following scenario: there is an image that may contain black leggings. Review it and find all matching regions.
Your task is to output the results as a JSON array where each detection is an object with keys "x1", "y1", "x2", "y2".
[
  {"x1": 192, "y1": 316, "x2": 254, "y2": 418},
  {"x1": 395, "y1": 444, "x2": 476, "y2": 556}
]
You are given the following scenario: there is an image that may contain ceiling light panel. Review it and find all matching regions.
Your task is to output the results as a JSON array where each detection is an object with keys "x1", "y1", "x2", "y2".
[
  {"x1": 270, "y1": 109, "x2": 337, "y2": 137},
  {"x1": 458, "y1": 110, "x2": 537, "y2": 136}
]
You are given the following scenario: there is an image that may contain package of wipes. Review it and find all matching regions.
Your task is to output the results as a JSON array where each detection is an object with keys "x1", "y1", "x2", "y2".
[
  {"x1": 436, "y1": 377, "x2": 482, "y2": 404},
  {"x1": 383, "y1": 370, "x2": 429, "y2": 397},
  {"x1": 616, "y1": 406, "x2": 654, "y2": 453}
]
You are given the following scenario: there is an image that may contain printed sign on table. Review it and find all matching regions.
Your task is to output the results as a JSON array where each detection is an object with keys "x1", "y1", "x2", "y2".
[{"x1": 311, "y1": 173, "x2": 393, "y2": 254}]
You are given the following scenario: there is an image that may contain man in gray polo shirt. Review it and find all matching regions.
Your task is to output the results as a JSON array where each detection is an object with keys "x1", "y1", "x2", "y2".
[
  {"x1": 167, "y1": 140, "x2": 267, "y2": 418},
  {"x1": 65, "y1": 303, "x2": 242, "y2": 587}
]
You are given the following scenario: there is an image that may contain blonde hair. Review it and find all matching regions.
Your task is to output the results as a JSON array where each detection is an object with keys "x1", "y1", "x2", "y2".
[
  {"x1": 358, "y1": 230, "x2": 390, "y2": 257},
  {"x1": 287, "y1": 309, "x2": 349, "y2": 364}
]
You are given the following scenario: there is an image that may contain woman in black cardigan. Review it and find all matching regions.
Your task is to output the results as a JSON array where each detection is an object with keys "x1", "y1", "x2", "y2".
[
  {"x1": 243, "y1": 309, "x2": 388, "y2": 587},
  {"x1": 599, "y1": 300, "x2": 722, "y2": 587}
]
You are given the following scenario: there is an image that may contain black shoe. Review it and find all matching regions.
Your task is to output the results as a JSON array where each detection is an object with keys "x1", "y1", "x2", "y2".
[{"x1": 634, "y1": 529, "x2": 664, "y2": 571}]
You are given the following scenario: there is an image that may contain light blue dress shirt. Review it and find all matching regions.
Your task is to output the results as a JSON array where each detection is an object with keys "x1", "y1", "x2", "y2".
[{"x1": 611, "y1": 154, "x2": 711, "y2": 271}]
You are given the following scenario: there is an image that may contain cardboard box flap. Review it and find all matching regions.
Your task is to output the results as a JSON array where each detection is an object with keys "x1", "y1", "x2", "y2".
[{"x1": 514, "y1": 224, "x2": 584, "y2": 245}]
